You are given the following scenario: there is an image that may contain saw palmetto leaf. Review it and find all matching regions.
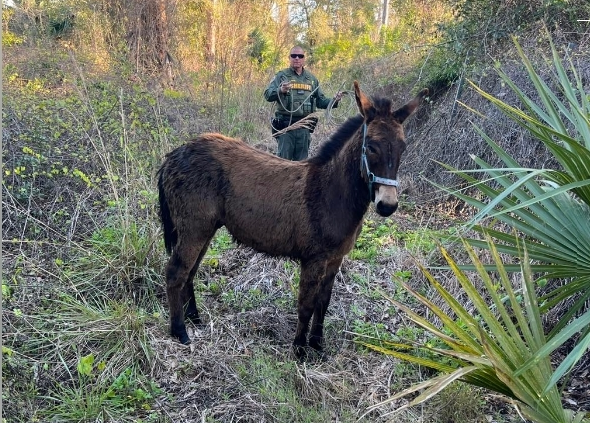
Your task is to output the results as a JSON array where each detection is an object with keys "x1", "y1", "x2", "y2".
[{"x1": 439, "y1": 35, "x2": 590, "y2": 385}]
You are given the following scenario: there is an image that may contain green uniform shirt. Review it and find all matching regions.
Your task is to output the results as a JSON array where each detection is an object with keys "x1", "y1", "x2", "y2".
[{"x1": 264, "y1": 67, "x2": 334, "y2": 118}]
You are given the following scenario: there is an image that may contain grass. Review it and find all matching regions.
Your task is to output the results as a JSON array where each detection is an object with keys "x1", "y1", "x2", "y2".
[
  {"x1": 235, "y1": 351, "x2": 336, "y2": 422},
  {"x1": 350, "y1": 217, "x2": 458, "y2": 261},
  {"x1": 3, "y1": 292, "x2": 162, "y2": 422}
]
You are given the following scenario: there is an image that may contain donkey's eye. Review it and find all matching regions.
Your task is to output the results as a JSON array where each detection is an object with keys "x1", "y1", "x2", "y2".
[{"x1": 367, "y1": 145, "x2": 378, "y2": 155}]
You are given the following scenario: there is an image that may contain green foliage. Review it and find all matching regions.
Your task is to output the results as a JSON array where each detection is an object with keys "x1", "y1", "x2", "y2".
[
  {"x1": 350, "y1": 219, "x2": 398, "y2": 261},
  {"x1": 311, "y1": 0, "x2": 447, "y2": 81},
  {"x1": 63, "y1": 217, "x2": 165, "y2": 308},
  {"x1": 247, "y1": 27, "x2": 273, "y2": 70},
  {"x1": 2, "y1": 343, "x2": 40, "y2": 421},
  {"x1": 77, "y1": 353, "x2": 95, "y2": 376},
  {"x1": 162, "y1": 88, "x2": 186, "y2": 100},
  {"x1": 421, "y1": 43, "x2": 466, "y2": 90},
  {"x1": 350, "y1": 218, "x2": 456, "y2": 261},
  {"x1": 367, "y1": 35, "x2": 590, "y2": 423},
  {"x1": 220, "y1": 286, "x2": 266, "y2": 312},
  {"x1": 2, "y1": 8, "x2": 25, "y2": 46},
  {"x1": 425, "y1": 0, "x2": 590, "y2": 90},
  {"x1": 352, "y1": 320, "x2": 395, "y2": 347},
  {"x1": 427, "y1": 382, "x2": 486, "y2": 423},
  {"x1": 236, "y1": 351, "x2": 335, "y2": 422},
  {"x1": 201, "y1": 228, "x2": 235, "y2": 268},
  {"x1": 43, "y1": 365, "x2": 162, "y2": 422},
  {"x1": 365, "y1": 238, "x2": 588, "y2": 423},
  {"x1": 2, "y1": 29, "x2": 25, "y2": 47},
  {"x1": 439, "y1": 35, "x2": 590, "y2": 385},
  {"x1": 2, "y1": 292, "x2": 161, "y2": 422}
]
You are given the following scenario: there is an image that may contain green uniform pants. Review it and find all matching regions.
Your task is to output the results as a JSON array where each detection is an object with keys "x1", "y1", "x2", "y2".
[{"x1": 276, "y1": 128, "x2": 311, "y2": 161}]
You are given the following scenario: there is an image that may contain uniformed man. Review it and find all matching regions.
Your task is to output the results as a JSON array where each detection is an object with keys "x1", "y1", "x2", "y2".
[{"x1": 264, "y1": 46, "x2": 343, "y2": 161}]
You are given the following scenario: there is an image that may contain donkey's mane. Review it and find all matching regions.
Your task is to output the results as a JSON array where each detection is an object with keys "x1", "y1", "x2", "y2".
[
  {"x1": 309, "y1": 114, "x2": 364, "y2": 165},
  {"x1": 371, "y1": 97, "x2": 393, "y2": 118}
]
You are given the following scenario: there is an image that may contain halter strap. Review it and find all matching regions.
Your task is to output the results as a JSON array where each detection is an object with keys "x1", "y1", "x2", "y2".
[{"x1": 360, "y1": 123, "x2": 399, "y2": 200}]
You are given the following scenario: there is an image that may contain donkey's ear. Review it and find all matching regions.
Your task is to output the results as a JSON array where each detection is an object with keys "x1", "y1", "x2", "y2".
[
  {"x1": 392, "y1": 88, "x2": 429, "y2": 123},
  {"x1": 354, "y1": 81, "x2": 376, "y2": 122}
]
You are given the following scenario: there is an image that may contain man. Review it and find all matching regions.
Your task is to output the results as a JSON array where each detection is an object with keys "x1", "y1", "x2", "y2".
[{"x1": 264, "y1": 46, "x2": 343, "y2": 161}]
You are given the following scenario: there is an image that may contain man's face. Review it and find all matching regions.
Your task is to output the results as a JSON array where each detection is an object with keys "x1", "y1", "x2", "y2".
[{"x1": 289, "y1": 48, "x2": 305, "y2": 71}]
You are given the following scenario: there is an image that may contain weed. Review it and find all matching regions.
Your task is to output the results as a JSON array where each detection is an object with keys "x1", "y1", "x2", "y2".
[
  {"x1": 63, "y1": 217, "x2": 165, "y2": 309},
  {"x1": 235, "y1": 351, "x2": 335, "y2": 422},
  {"x1": 427, "y1": 382, "x2": 486, "y2": 423},
  {"x1": 352, "y1": 320, "x2": 396, "y2": 352},
  {"x1": 350, "y1": 218, "x2": 399, "y2": 262},
  {"x1": 350, "y1": 219, "x2": 455, "y2": 261},
  {"x1": 207, "y1": 228, "x2": 235, "y2": 256},
  {"x1": 41, "y1": 364, "x2": 162, "y2": 422},
  {"x1": 392, "y1": 270, "x2": 412, "y2": 282}
]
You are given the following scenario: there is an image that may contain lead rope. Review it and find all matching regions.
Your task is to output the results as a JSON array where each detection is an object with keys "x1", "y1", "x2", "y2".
[{"x1": 359, "y1": 123, "x2": 399, "y2": 201}]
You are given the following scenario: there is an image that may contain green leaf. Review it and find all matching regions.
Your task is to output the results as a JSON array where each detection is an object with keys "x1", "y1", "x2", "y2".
[
  {"x1": 515, "y1": 310, "x2": 590, "y2": 378},
  {"x1": 77, "y1": 354, "x2": 95, "y2": 376}
]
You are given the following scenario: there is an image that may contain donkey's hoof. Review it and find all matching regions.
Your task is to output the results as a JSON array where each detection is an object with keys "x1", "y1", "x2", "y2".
[
  {"x1": 185, "y1": 312, "x2": 202, "y2": 324},
  {"x1": 176, "y1": 333, "x2": 191, "y2": 345},
  {"x1": 171, "y1": 328, "x2": 191, "y2": 345},
  {"x1": 293, "y1": 344, "x2": 307, "y2": 361}
]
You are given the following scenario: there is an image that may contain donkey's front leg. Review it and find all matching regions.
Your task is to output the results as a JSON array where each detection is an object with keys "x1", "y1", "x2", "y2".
[
  {"x1": 308, "y1": 256, "x2": 343, "y2": 354},
  {"x1": 293, "y1": 260, "x2": 326, "y2": 360}
]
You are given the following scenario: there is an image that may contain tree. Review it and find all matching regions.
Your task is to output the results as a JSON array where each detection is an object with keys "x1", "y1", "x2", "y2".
[{"x1": 126, "y1": 0, "x2": 172, "y2": 75}]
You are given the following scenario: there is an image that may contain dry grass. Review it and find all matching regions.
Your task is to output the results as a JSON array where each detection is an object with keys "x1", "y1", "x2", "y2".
[{"x1": 402, "y1": 27, "x2": 590, "y2": 206}]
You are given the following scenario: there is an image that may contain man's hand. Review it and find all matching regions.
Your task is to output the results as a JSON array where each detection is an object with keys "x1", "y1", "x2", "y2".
[
  {"x1": 279, "y1": 82, "x2": 292, "y2": 94},
  {"x1": 334, "y1": 91, "x2": 343, "y2": 103}
]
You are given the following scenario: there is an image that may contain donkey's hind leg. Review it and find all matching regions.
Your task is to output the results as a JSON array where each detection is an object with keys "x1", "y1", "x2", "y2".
[
  {"x1": 183, "y1": 237, "x2": 214, "y2": 324},
  {"x1": 308, "y1": 256, "x2": 344, "y2": 354},
  {"x1": 183, "y1": 265, "x2": 201, "y2": 325},
  {"x1": 166, "y1": 238, "x2": 212, "y2": 345}
]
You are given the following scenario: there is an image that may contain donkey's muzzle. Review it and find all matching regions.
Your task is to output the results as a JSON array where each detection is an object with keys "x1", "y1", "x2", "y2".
[
  {"x1": 375, "y1": 200, "x2": 398, "y2": 216},
  {"x1": 374, "y1": 185, "x2": 399, "y2": 216}
]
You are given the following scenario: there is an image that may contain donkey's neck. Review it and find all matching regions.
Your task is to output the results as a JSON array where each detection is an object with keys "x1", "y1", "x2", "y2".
[
  {"x1": 306, "y1": 115, "x2": 372, "y2": 230},
  {"x1": 316, "y1": 132, "x2": 371, "y2": 223}
]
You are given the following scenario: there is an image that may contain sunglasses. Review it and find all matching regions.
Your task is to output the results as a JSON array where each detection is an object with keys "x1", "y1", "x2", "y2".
[{"x1": 290, "y1": 54, "x2": 305, "y2": 59}]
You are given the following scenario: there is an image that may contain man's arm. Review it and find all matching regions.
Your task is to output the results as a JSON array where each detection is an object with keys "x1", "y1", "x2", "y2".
[
  {"x1": 264, "y1": 73, "x2": 283, "y2": 102},
  {"x1": 314, "y1": 81, "x2": 341, "y2": 109}
]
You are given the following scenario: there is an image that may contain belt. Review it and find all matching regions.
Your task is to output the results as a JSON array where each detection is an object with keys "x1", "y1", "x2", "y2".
[{"x1": 277, "y1": 115, "x2": 307, "y2": 122}]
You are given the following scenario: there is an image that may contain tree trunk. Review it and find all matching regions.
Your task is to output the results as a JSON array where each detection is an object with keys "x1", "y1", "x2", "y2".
[
  {"x1": 126, "y1": 0, "x2": 172, "y2": 76},
  {"x1": 205, "y1": 0, "x2": 216, "y2": 62}
]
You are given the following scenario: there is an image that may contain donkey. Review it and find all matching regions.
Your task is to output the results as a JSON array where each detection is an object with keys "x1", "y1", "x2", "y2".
[{"x1": 157, "y1": 81, "x2": 428, "y2": 359}]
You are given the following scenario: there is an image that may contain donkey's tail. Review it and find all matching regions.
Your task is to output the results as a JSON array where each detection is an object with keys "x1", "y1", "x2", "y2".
[{"x1": 157, "y1": 167, "x2": 177, "y2": 255}]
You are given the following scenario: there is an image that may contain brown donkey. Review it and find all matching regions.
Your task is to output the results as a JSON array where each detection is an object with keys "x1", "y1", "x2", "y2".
[{"x1": 157, "y1": 81, "x2": 428, "y2": 359}]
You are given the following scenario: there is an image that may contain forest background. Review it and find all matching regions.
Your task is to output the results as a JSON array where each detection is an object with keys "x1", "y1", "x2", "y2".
[{"x1": 2, "y1": 0, "x2": 590, "y2": 422}]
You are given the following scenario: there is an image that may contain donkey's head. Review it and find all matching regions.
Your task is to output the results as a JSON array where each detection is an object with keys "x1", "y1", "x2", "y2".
[{"x1": 354, "y1": 81, "x2": 428, "y2": 216}]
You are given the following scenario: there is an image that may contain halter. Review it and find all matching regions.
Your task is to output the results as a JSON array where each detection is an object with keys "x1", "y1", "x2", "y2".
[{"x1": 359, "y1": 123, "x2": 399, "y2": 201}]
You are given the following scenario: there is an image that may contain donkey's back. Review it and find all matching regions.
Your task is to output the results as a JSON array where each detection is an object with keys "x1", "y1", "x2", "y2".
[{"x1": 158, "y1": 133, "x2": 315, "y2": 258}]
